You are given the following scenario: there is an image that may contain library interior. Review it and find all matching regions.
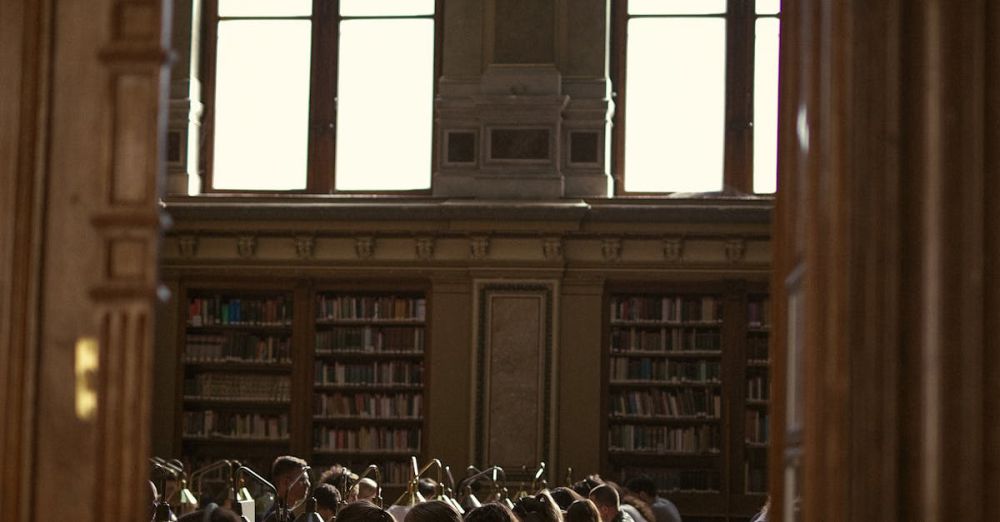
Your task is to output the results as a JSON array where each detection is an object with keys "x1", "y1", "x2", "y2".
[{"x1": 1, "y1": 1, "x2": 998, "y2": 522}]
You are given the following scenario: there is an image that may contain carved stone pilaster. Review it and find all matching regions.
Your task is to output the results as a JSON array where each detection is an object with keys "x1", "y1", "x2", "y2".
[
  {"x1": 178, "y1": 235, "x2": 198, "y2": 258},
  {"x1": 236, "y1": 235, "x2": 257, "y2": 259},
  {"x1": 355, "y1": 236, "x2": 375, "y2": 259},
  {"x1": 542, "y1": 237, "x2": 563, "y2": 260},
  {"x1": 470, "y1": 236, "x2": 490, "y2": 259},
  {"x1": 602, "y1": 238, "x2": 622, "y2": 262},
  {"x1": 725, "y1": 238, "x2": 746, "y2": 263},
  {"x1": 663, "y1": 237, "x2": 684, "y2": 264},
  {"x1": 294, "y1": 236, "x2": 315, "y2": 260},
  {"x1": 416, "y1": 237, "x2": 435, "y2": 260}
]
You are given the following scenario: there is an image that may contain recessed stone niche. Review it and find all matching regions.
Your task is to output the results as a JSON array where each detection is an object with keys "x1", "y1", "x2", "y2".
[{"x1": 489, "y1": 128, "x2": 551, "y2": 161}]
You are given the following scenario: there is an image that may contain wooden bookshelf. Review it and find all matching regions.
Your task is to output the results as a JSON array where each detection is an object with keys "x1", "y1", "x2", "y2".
[
  {"x1": 307, "y1": 289, "x2": 428, "y2": 497},
  {"x1": 603, "y1": 283, "x2": 769, "y2": 520},
  {"x1": 178, "y1": 288, "x2": 297, "y2": 467}
]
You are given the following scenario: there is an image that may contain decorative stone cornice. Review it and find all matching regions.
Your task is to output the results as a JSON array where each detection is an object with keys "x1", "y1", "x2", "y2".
[
  {"x1": 602, "y1": 238, "x2": 622, "y2": 262},
  {"x1": 470, "y1": 236, "x2": 490, "y2": 260},
  {"x1": 725, "y1": 238, "x2": 746, "y2": 263},
  {"x1": 236, "y1": 235, "x2": 257, "y2": 259},
  {"x1": 416, "y1": 237, "x2": 435, "y2": 260},
  {"x1": 177, "y1": 235, "x2": 198, "y2": 258},
  {"x1": 294, "y1": 235, "x2": 315, "y2": 260},
  {"x1": 542, "y1": 237, "x2": 563, "y2": 261},
  {"x1": 355, "y1": 236, "x2": 375, "y2": 260},
  {"x1": 663, "y1": 237, "x2": 684, "y2": 264}
]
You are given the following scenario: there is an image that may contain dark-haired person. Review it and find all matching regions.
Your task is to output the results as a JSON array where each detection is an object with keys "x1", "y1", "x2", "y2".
[
  {"x1": 564, "y1": 499, "x2": 601, "y2": 522},
  {"x1": 264, "y1": 455, "x2": 311, "y2": 521},
  {"x1": 337, "y1": 500, "x2": 396, "y2": 522},
  {"x1": 603, "y1": 481, "x2": 649, "y2": 522},
  {"x1": 313, "y1": 483, "x2": 343, "y2": 522},
  {"x1": 571, "y1": 476, "x2": 604, "y2": 500},
  {"x1": 587, "y1": 485, "x2": 632, "y2": 522},
  {"x1": 549, "y1": 487, "x2": 584, "y2": 512},
  {"x1": 404, "y1": 500, "x2": 461, "y2": 522},
  {"x1": 465, "y1": 503, "x2": 520, "y2": 522},
  {"x1": 176, "y1": 504, "x2": 243, "y2": 522},
  {"x1": 512, "y1": 491, "x2": 564, "y2": 522},
  {"x1": 418, "y1": 477, "x2": 440, "y2": 500},
  {"x1": 623, "y1": 476, "x2": 680, "y2": 522}
]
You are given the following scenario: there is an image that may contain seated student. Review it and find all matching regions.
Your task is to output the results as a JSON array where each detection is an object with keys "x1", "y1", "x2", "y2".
[
  {"x1": 418, "y1": 478, "x2": 439, "y2": 500},
  {"x1": 623, "y1": 476, "x2": 680, "y2": 522},
  {"x1": 564, "y1": 499, "x2": 601, "y2": 522},
  {"x1": 548, "y1": 487, "x2": 585, "y2": 512},
  {"x1": 404, "y1": 500, "x2": 462, "y2": 522},
  {"x1": 465, "y1": 503, "x2": 520, "y2": 522},
  {"x1": 571, "y1": 476, "x2": 604, "y2": 500},
  {"x1": 176, "y1": 504, "x2": 242, "y2": 522},
  {"x1": 603, "y1": 481, "x2": 650, "y2": 522},
  {"x1": 512, "y1": 491, "x2": 564, "y2": 522},
  {"x1": 336, "y1": 500, "x2": 396, "y2": 522},
  {"x1": 350, "y1": 477, "x2": 379, "y2": 502},
  {"x1": 263, "y1": 455, "x2": 311, "y2": 521},
  {"x1": 313, "y1": 483, "x2": 343, "y2": 522},
  {"x1": 587, "y1": 485, "x2": 632, "y2": 522}
]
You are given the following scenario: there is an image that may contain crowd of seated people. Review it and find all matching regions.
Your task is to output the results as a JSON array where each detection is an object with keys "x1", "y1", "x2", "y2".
[{"x1": 151, "y1": 455, "x2": 769, "y2": 522}]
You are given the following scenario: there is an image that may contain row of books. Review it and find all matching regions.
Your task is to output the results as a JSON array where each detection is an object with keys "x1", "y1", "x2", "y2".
[
  {"x1": 609, "y1": 359, "x2": 722, "y2": 382},
  {"x1": 610, "y1": 296, "x2": 723, "y2": 323},
  {"x1": 617, "y1": 467, "x2": 721, "y2": 494},
  {"x1": 746, "y1": 411, "x2": 769, "y2": 444},
  {"x1": 184, "y1": 374, "x2": 291, "y2": 401},
  {"x1": 610, "y1": 389, "x2": 722, "y2": 418},
  {"x1": 611, "y1": 328, "x2": 723, "y2": 353},
  {"x1": 317, "y1": 295, "x2": 426, "y2": 321},
  {"x1": 183, "y1": 411, "x2": 289, "y2": 440},
  {"x1": 609, "y1": 425, "x2": 721, "y2": 453},
  {"x1": 745, "y1": 462, "x2": 767, "y2": 494},
  {"x1": 747, "y1": 376, "x2": 769, "y2": 400},
  {"x1": 315, "y1": 327, "x2": 425, "y2": 353},
  {"x1": 747, "y1": 299, "x2": 771, "y2": 328},
  {"x1": 188, "y1": 296, "x2": 292, "y2": 327},
  {"x1": 314, "y1": 361, "x2": 423, "y2": 386},
  {"x1": 313, "y1": 427, "x2": 421, "y2": 452},
  {"x1": 184, "y1": 333, "x2": 292, "y2": 363},
  {"x1": 746, "y1": 335, "x2": 769, "y2": 362},
  {"x1": 313, "y1": 392, "x2": 423, "y2": 419}
]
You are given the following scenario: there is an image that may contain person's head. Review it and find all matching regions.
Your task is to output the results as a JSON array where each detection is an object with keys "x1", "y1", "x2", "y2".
[
  {"x1": 176, "y1": 505, "x2": 242, "y2": 522},
  {"x1": 512, "y1": 492, "x2": 563, "y2": 522},
  {"x1": 337, "y1": 500, "x2": 396, "y2": 522},
  {"x1": 320, "y1": 465, "x2": 353, "y2": 488},
  {"x1": 587, "y1": 485, "x2": 619, "y2": 522},
  {"x1": 313, "y1": 483, "x2": 343, "y2": 522},
  {"x1": 404, "y1": 500, "x2": 461, "y2": 522},
  {"x1": 622, "y1": 476, "x2": 657, "y2": 504},
  {"x1": 418, "y1": 478, "x2": 439, "y2": 500},
  {"x1": 272, "y1": 455, "x2": 310, "y2": 506},
  {"x1": 464, "y1": 503, "x2": 520, "y2": 522},
  {"x1": 548, "y1": 487, "x2": 584, "y2": 512},
  {"x1": 564, "y1": 500, "x2": 601, "y2": 522},
  {"x1": 571, "y1": 476, "x2": 604, "y2": 499}
]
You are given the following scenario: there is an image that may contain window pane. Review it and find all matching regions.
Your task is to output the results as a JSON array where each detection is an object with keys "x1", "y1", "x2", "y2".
[
  {"x1": 753, "y1": 18, "x2": 780, "y2": 194},
  {"x1": 628, "y1": 0, "x2": 726, "y2": 15},
  {"x1": 212, "y1": 20, "x2": 311, "y2": 190},
  {"x1": 624, "y1": 18, "x2": 726, "y2": 193},
  {"x1": 756, "y1": 0, "x2": 781, "y2": 15},
  {"x1": 340, "y1": 0, "x2": 435, "y2": 16},
  {"x1": 336, "y1": 19, "x2": 434, "y2": 190},
  {"x1": 218, "y1": 0, "x2": 311, "y2": 17}
]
